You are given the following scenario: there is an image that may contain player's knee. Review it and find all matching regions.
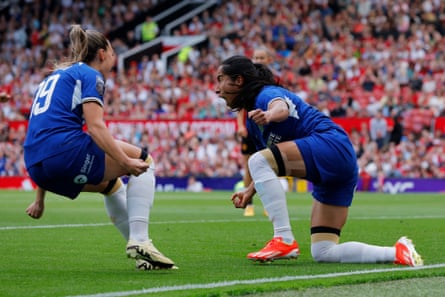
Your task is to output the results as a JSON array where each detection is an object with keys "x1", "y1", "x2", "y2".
[
  {"x1": 247, "y1": 152, "x2": 269, "y2": 173},
  {"x1": 311, "y1": 240, "x2": 337, "y2": 262},
  {"x1": 311, "y1": 227, "x2": 341, "y2": 262},
  {"x1": 248, "y1": 147, "x2": 283, "y2": 177},
  {"x1": 101, "y1": 178, "x2": 122, "y2": 195}
]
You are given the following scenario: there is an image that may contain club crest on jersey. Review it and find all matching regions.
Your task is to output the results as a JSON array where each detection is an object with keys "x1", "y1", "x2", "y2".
[
  {"x1": 73, "y1": 174, "x2": 88, "y2": 184},
  {"x1": 96, "y1": 76, "x2": 105, "y2": 96}
]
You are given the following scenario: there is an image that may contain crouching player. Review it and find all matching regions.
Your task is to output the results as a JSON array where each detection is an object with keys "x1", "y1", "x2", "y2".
[
  {"x1": 24, "y1": 25, "x2": 175, "y2": 270},
  {"x1": 215, "y1": 55, "x2": 423, "y2": 267}
]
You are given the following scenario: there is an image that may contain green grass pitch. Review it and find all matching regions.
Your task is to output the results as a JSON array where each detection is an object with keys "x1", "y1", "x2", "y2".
[{"x1": 0, "y1": 190, "x2": 444, "y2": 297}]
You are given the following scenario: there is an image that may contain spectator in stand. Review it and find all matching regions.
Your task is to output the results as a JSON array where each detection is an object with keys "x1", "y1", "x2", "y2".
[
  {"x1": 0, "y1": 112, "x2": 8, "y2": 143},
  {"x1": 330, "y1": 100, "x2": 347, "y2": 117},
  {"x1": 186, "y1": 175, "x2": 204, "y2": 192},
  {"x1": 188, "y1": 16, "x2": 205, "y2": 35},
  {"x1": 140, "y1": 15, "x2": 159, "y2": 43},
  {"x1": 0, "y1": 91, "x2": 11, "y2": 103},
  {"x1": 369, "y1": 109, "x2": 388, "y2": 151},
  {"x1": 389, "y1": 114, "x2": 404, "y2": 145},
  {"x1": 2, "y1": 0, "x2": 445, "y2": 180},
  {"x1": 0, "y1": 149, "x2": 5, "y2": 176},
  {"x1": 360, "y1": 67, "x2": 380, "y2": 92}
]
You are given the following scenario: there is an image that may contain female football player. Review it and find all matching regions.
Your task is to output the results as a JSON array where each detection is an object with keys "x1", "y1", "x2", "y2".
[
  {"x1": 215, "y1": 55, "x2": 423, "y2": 266},
  {"x1": 24, "y1": 25, "x2": 175, "y2": 270}
]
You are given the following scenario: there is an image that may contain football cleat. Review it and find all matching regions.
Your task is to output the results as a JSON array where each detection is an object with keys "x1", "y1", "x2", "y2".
[
  {"x1": 394, "y1": 236, "x2": 424, "y2": 267},
  {"x1": 135, "y1": 259, "x2": 178, "y2": 270},
  {"x1": 135, "y1": 259, "x2": 154, "y2": 270},
  {"x1": 244, "y1": 205, "x2": 255, "y2": 217},
  {"x1": 127, "y1": 239, "x2": 175, "y2": 269},
  {"x1": 248, "y1": 237, "x2": 299, "y2": 262}
]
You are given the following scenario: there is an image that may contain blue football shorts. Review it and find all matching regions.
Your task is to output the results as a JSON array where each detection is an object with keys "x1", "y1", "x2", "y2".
[
  {"x1": 26, "y1": 136, "x2": 105, "y2": 199},
  {"x1": 295, "y1": 128, "x2": 358, "y2": 207}
]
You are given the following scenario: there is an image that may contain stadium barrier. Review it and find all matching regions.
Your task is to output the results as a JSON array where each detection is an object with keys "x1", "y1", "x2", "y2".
[
  {"x1": 6, "y1": 115, "x2": 443, "y2": 139},
  {"x1": 3, "y1": 118, "x2": 445, "y2": 194},
  {"x1": 1, "y1": 176, "x2": 445, "y2": 194}
]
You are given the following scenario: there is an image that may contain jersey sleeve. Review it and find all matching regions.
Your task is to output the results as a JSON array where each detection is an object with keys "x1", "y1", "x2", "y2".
[
  {"x1": 256, "y1": 87, "x2": 285, "y2": 111},
  {"x1": 81, "y1": 68, "x2": 105, "y2": 107}
]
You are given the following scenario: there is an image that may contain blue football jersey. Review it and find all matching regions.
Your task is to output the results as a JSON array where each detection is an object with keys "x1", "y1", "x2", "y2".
[
  {"x1": 24, "y1": 62, "x2": 105, "y2": 167},
  {"x1": 246, "y1": 85, "x2": 343, "y2": 150}
]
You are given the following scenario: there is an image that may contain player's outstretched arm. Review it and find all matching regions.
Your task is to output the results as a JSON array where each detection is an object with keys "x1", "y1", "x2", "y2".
[
  {"x1": 26, "y1": 186, "x2": 46, "y2": 219},
  {"x1": 83, "y1": 102, "x2": 149, "y2": 177}
]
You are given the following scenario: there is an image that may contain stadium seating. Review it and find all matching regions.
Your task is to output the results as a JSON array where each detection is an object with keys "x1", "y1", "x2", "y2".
[{"x1": 1, "y1": 0, "x2": 445, "y2": 179}]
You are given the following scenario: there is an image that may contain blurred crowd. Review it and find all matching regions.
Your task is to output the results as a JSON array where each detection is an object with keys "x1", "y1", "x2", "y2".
[{"x1": 1, "y1": 0, "x2": 445, "y2": 181}]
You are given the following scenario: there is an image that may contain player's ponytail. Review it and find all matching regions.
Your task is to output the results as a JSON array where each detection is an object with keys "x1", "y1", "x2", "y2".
[
  {"x1": 69, "y1": 25, "x2": 89, "y2": 63},
  {"x1": 71, "y1": 25, "x2": 109, "y2": 63},
  {"x1": 52, "y1": 24, "x2": 109, "y2": 70},
  {"x1": 254, "y1": 63, "x2": 277, "y2": 85}
]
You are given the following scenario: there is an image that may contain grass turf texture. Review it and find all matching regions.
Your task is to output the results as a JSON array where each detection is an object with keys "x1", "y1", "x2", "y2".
[{"x1": 0, "y1": 190, "x2": 444, "y2": 297}]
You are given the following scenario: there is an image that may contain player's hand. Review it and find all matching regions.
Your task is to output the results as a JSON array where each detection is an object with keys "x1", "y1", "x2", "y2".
[
  {"x1": 125, "y1": 158, "x2": 150, "y2": 176},
  {"x1": 231, "y1": 189, "x2": 254, "y2": 208},
  {"x1": 26, "y1": 201, "x2": 44, "y2": 219},
  {"x1": 248, "y1": 109, "x2": 270, "y2": 125}
]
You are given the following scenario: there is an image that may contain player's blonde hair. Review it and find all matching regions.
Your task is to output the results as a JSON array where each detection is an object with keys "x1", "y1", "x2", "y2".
[{"x1": 54, "y1": 24, "x2": 110, "y2": 70}]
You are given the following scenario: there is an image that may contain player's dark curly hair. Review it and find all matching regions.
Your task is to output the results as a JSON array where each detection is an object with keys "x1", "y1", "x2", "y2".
[{"x1": 220, "y1": 55, "x2": 280, "y2": 111}]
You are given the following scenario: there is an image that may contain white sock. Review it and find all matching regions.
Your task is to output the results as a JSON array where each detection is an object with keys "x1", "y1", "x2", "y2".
[
  {"x1": 127, "y1": 167, "x2": 155, "y2": 243},
  {"x1": 312, "y1": 240, "x2": 396, "y2": 263},
  {"x1": 104, "y1": 182, "x2": 129, "y2": 240},
  {"x1": 249, "y1": 153, "x2": 294, "y2": 243}
]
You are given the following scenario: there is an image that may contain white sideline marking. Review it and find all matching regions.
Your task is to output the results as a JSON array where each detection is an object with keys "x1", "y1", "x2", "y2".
[
  {"x1": 2, "y1": 215, "x2": 445, "y2": 231},
  {"x1": 0, "y1": 223, "x2": 111, "y2": 230},
  {"x1": 66, "y1": 264, "x2": 445, "y2": 297}
]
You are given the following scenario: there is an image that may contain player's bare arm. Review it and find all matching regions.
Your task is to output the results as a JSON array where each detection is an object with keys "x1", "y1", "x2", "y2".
[
  {"x1": 248, "y1": 99, "x2": 289, "y2": 125},
  {"x1": 83, "y1": 102, "x2": 149, "y2": 176},
  {"x1": 236, "y1": 109, "x2": 248, "y2": 137}
]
